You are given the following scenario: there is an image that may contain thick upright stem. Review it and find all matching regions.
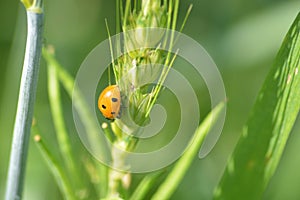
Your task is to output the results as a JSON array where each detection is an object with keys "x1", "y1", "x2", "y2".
[{"x1": 5, "y1": 11, "x2": 43, "y2": 200}]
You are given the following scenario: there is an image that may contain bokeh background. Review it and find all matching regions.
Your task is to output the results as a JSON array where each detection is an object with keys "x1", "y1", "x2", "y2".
[{"x1": 1, "y1": 0, "x2": 300, "y2": 199}]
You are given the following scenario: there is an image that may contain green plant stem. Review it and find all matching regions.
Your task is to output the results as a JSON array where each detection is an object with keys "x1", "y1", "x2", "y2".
[
  {"x1": 5, "y1": 9, "x2": 43, "y2": 200},
  {"x1": 107, "y1": 141, "x2": 128, "y2": 198},
  {"x1": 152, "y1": 102, "x2": 225, "y2": 200}
]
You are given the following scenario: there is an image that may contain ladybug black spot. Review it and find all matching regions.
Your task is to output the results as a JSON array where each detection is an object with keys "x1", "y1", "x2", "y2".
[
  {"x1": 102, "y1": 105, "x2": 106, "y2": 109},
  {"x1": 111, "y1": 111, "x2": 116, "y2": 115},
  {"x1": 111, "y1": 97, "x2": 118, "y2": 102}
]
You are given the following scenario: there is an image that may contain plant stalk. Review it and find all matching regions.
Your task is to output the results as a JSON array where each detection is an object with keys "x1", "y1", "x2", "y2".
[{"x1": 5, "y1": 10, "x2": 43, "y2": 200}]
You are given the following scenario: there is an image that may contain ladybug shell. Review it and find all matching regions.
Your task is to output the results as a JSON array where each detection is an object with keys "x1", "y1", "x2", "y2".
[{"x1": 98, "y1": 85, "x2": 121, "y2": 120}]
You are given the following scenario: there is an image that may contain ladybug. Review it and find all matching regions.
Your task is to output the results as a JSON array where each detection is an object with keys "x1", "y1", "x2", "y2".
[{"x1": 98, "y1": 85, "x2": 121, "y2": 120}]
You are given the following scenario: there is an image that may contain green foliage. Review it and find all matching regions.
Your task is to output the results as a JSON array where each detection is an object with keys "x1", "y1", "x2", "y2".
[
  {"x1": 31, "y1": 130, "x2": 76, "y2": 200},
  {"x1": 39, "y1": 4, "x2": 300, "y2": 200},
  {"x1": 129, "y1": 171, "x2": 163, "y2": 200},
  {"x1": 42, "y1": 46, "x2": 109, "y2": 199},
  {"x1": 47, "y1": 52, "x2": 78, "y2": 184},
  {"x1": 5, "y1": 0, "x2": 299, "y2": 200},
  {"x1": 41, "y1": 46, "x2": 226, "y2": 199},
  {"x1": 40, "y1": 1, "x2": 224, "y2": 197},
  {"x1": 105, "y1": 1, "x2": 189, "y2": 198},
  {"x1": 113, "y1": 0, "x2": 180, "y2": 127},
  {"x1": 152, "y1": 102, "x2": 225, "y2": 200},
  {"x1": 214, "y1": 12, "x2": 300, "y2": 200}
]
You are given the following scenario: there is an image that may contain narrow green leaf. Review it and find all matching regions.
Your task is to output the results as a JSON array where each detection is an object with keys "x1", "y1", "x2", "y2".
[
  {"x1": 105, "y1": 18, "x2": 118, "y2": 85},
  {"x1": 214, "y1": 12, "x2": 300, "y2": 200},
  {"x1": 151, "y1": 102, "x2": 225, "y2": 200},
  {"x1": 47, "y1": 53, "x2": 78, "y2": 185},
  {"x1": 42, "y1": 47, "x2": 102, "y2": 153},
  {"x1": 178, "y1": 4, "x2": 193, "y2": 33},
  {"x1": 42, "y1": 46, "x2": 108, "y2": 196},
  {"x1": 123, "y1": 0, "x2": 131, "y2": 30},
  {"x1": 32, "y1": 126, "x2": 75, "y2": 200},
  {"x1": 129, "y1": 171, "x2": 163, "y2": 200}
]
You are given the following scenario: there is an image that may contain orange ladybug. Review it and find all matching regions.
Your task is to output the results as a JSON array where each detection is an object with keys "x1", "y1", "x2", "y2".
[{"x1": 98, "y1": 85, "x2": 121, "y2": 120}]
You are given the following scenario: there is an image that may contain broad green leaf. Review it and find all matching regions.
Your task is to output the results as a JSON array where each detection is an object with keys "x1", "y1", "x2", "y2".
[
  {"x1": 151, "y1": 102, "x2": 225, "y2": 200},
  {"x1": 214, "y1": 12, "x2": 300, "y2": 199}
]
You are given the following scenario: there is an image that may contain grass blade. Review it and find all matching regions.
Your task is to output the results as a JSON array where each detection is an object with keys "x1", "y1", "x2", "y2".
[
  {"x1": 129, "y1": 172, "x2": 163, "y2": 200},
  {"x1": 151, "y1": 102, "x2": 225, "y2": 200},
  {"x1": 178, "y1": 4, "x2": 193, "y2": 33},
  {"x1": 32, "y1": 125, "x2": 75, "y2": 200},
  {"x1": 47, "y1": 52, "x2": 78, "y2": 184},
  {"x1": 42, "y1": 46, "x2": 101, "y2": 154},
  {"x1": 42, "y1": 46, "x2": 108, "y2": 196},
  {"x1": 214, "y1": 12, "x2": 300, "y2": 199}
]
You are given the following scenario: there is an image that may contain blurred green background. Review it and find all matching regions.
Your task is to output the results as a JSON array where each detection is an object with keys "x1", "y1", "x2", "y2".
[{"x1": 1, "y1": 0, "x2": 299, "y2": 199}]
